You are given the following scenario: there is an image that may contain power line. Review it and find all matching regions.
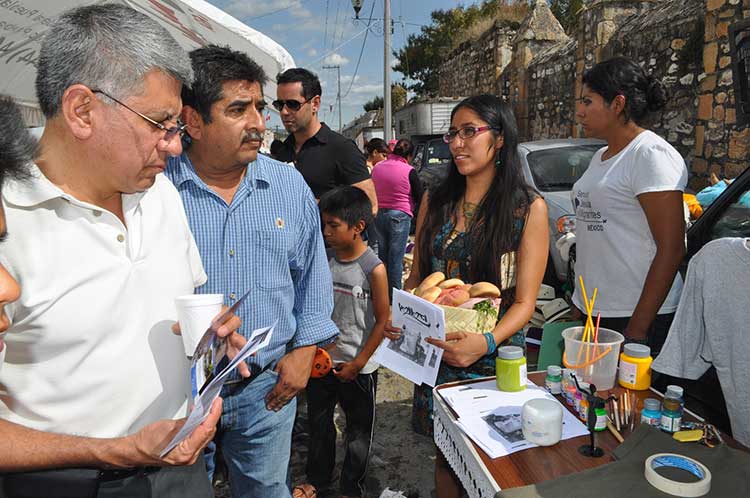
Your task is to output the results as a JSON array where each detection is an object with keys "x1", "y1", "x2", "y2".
[
  {"x1": 303, "y1": 23, "x2": 373, "y2": 67},
  {"x1": 342, "y1": 0, "x2": 377, "y2": 98},
  {"x1": 247, "y1": 0, "x2": 316, "y2": 20},
  {"x1": 323, "y1": 0, "x2": 330, "y2": 48}
]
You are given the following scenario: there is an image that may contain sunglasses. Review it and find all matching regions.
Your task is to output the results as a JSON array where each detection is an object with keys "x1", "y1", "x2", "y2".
[
  {"x1": 271, "y1": 98, "x2": 311, "y2": 112},
  {"x1": 92, "y1": 89, "x2": 186, "y2": 142},
  {"x1": 443, "y1": 125, "x2": 497, "y2": 144}
]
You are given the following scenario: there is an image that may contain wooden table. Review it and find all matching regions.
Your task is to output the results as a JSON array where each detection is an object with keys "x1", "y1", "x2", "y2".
[{"x1": 432, "y1": 372, "x2": 707, "y2": 498}]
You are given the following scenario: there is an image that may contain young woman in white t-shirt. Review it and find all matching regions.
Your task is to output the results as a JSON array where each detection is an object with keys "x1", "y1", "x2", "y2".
[{"x1": 573, "y1": 57, "x2": 688, "y2": 353}]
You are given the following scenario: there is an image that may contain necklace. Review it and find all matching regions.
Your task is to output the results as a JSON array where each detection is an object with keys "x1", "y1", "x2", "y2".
[{"x1": 462, "y1": 201, "x2": 478, "y2": 222}]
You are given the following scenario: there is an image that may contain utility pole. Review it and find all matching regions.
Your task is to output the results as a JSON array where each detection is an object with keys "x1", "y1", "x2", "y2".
[
  {"x1": 350, "y1": 0, "x2": 391, "y2": 140},
  {"x1": 322, "y1": 64, "x2": 342, "y2": 132},
  {"x1": 383, "y1": 0, "x2": 392, "y2": 142}
]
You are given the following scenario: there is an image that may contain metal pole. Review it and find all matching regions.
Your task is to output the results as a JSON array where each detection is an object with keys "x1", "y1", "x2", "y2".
[
  {"x1": 322, "y1": 64, "x2": 342, "y2": 132},
  {"x1": 383, "y1": 0, "x2": 391, "y2": 142}
]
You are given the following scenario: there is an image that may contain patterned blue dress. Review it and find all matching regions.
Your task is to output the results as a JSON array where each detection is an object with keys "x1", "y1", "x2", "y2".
[{"x1": 411, "y1": 214, "x2": 527, "y2": 436}]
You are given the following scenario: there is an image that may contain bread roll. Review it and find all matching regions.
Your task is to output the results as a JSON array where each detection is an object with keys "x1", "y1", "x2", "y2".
[
  {"x1": 438, "y1": 278, "x2": 465, "y2": 289},
  {"x1": 420, "y1": 286, "x2": 442, "y2": 303},
  {"x1": 444, "y1": 289, "x2": 471, "y2": 307},
  {"x1": 416, "y1": 271, "x2": 445, "y2": 295},
  {"x1": 469, "y1": 282, "x2": 501, "y2": 298}
]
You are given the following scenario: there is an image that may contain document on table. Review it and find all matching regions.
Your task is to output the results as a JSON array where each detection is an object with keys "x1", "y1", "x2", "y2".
[
  {"x1": 440, "y1": 379, "x2": 588, "y2": 458},
  {"x1": 160, "y1": 323, "x2": 275, "y2": 457},
  {"x1": 373, "y1": 289, "x2": 445, "y2": 386}
]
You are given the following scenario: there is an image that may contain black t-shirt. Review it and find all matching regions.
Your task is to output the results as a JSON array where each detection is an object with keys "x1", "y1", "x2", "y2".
[{"x1": 278, "y1": 123, "x2": 370, "y2": 198}]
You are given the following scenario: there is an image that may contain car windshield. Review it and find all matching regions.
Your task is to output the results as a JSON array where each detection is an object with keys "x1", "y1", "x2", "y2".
[
  {"x1": 526, "y1": 145, "x2": 602, "y2": 191},
  {"x1": 423, "y1": 140, "x2": 452, "y2": 169}
]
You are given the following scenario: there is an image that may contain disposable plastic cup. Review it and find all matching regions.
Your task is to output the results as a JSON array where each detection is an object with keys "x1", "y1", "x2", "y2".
[
  {"x1": 174, "y1": 294, "x2": 224, "y2": 357},
  {"x1": 562, "y1": 326, "x2": 624, "y2": 390}
]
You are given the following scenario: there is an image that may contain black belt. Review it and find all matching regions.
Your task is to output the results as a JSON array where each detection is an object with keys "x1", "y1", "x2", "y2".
[{"x1": 1, "y1": 466, "x2": 160, "y2": 498}]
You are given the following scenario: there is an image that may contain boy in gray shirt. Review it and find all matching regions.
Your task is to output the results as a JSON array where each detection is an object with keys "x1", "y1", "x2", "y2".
[{"x1": 304, "y1": 187, "x2": 389, "y2": 498}]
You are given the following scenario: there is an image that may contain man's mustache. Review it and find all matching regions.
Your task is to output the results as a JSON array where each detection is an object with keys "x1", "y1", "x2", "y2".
[{"x1": 242, "y1": 131, "x2": 263, "y2": 143}]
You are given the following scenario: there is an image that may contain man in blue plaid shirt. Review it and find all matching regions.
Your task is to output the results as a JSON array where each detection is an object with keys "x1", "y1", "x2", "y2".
[{"x1": 166, "y1": 45, "x2": 338, "y2": 498}]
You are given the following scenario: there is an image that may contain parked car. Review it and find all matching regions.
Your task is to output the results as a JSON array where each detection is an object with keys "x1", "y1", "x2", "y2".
[
  {"x1": 518, "y1": 139, "x2": 605, "y2": 284},
  {"x1": 412, "y1": 137, "x2": 452, "y2": 191}
]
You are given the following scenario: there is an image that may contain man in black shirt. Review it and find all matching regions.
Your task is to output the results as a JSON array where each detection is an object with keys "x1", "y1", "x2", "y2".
[{"x1": 274, "y1": 68, "x2": 377, "y2": 213}]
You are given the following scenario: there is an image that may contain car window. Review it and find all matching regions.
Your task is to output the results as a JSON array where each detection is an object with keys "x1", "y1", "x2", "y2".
[
  {"x1": 423, "y1": 140, "x2": 451, "y2": 169},
  {"x1": 710, "y1": 186, "x2": 750, "y2": 240},
  {"x1": 525, "y1": 145, "x2": 601, "y2": 191}
]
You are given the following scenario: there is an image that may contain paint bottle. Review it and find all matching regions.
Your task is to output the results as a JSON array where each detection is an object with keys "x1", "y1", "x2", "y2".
[
  {"x1": 545, "y1": 365, "x2": 562, "y2": 395},
  {"x1": 495, "y1": 346, "x2": 527, "y2": 392},
  {"x1": 640, "y1": 398, "x2": 662, "y2": 427},
  {"x1": 660, "y1": 386, "x2": 684, "y2": 433},
  {"x1": 618, "y1": 343, "x2": 653, "y2": 390},
  {"x1": 577, "y1": 382, "x2": 590, "y2": 422},
  {"x1": 562, "y1": 369, "x2": 577, "y2": 406}
]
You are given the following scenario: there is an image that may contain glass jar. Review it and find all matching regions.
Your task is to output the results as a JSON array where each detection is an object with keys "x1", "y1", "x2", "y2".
[
  {"x1": 545, "y1": 365, "x2": 562, "y2": 395},
  {"x1": 640, "y1": 398, "x2": 661, "y2": 427}
]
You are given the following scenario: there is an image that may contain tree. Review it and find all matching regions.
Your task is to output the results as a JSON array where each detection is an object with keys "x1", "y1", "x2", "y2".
[
  {"x1": 391, "y1": 84, "x2": 407, "y2": 111},
  {"x1": 392, "y1": 0, "x2": 526, "y2": 96},
  {"x1": 363, "y1": 96, "x2": 383, "y2": 112},
  {"x1": 362, "y1": 85, "x2": 407, "y2": 112},
  {"x1": 549, "y1": 0, "x2": 584, "y2": 34}
]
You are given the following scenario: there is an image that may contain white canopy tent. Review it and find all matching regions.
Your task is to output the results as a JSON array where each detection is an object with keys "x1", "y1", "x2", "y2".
[{"x1": 0, "y1": 0, "x2": 294, "y2": 126}]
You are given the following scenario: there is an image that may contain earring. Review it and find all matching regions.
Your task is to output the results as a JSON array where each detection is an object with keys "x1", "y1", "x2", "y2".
[{"x1": 495, "y1": 155, "x2": 502, "y2": 168}]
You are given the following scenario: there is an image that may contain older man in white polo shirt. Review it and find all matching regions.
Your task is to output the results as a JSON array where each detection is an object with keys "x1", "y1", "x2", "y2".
[{"x1": 0, "y1": 5, "x2": 244, "y2": 497}]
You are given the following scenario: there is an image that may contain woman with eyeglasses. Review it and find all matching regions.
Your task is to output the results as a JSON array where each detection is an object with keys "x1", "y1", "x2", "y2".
[{"x1": 389, "y1": 94, "x2": 548, "y2": 498}]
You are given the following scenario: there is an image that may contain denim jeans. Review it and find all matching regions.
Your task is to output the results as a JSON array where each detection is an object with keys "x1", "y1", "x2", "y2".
[
  {"x1": 374, "y1": 209, "x2": 412, "y2": 297},
  {"x1": 306, "y1": 371, "x2": 378, "y2": 497},
  {"x1": 205, "y1": 368, "x2": 296, "y2": 498}
]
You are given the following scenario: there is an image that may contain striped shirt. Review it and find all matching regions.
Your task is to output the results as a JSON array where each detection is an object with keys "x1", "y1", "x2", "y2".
[{"x1": 166, "y1": 153, "x2": 338, "y2": 381}]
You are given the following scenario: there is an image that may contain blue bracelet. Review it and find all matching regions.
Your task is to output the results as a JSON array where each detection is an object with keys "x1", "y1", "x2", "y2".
[{"x1": 483, "y1": 332, "x2": 497, "y2": 355}]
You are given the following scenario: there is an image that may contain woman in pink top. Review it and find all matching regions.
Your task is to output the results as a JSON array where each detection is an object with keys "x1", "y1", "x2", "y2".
[{"x1": 371, "y1": 139, "x2": 423, "y2": 298}]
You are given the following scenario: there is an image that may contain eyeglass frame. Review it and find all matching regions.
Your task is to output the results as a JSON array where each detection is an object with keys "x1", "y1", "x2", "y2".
[
  {"x1": 442, "y1": 125, "x2": 498, "y2": 144},
  {"x1": 91, "y1": 89, "x2": 187, "y2": 142},
  {"x1": 271, "y1": 97, "x2": 313, "y2": 112}
]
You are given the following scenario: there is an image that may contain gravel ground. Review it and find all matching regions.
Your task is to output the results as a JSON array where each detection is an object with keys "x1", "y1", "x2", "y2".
[{"x1": 214, "y1": 368, "x2": 436, "y2": 498}]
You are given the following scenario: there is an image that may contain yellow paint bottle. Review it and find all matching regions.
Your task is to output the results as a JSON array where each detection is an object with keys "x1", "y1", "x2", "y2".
[{"x1": 618, "y1": 343, "x2": 652, "y2": 390}]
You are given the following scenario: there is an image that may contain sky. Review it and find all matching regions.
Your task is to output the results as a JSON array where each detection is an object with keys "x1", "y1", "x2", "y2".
[{"x1": 205, "y1": 0, "x2": 481, "y2": 133}]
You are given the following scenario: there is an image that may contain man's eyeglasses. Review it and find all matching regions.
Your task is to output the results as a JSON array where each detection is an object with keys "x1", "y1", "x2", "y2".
[
  {"x1": 443, "y1": 125, "x2": 497, "y2": 144},
  {"x1": 271, "y1": 98, "x2": 311, "y2": 112},
  {"x1": 92, "y1": 89, "x2": 186, "y2": 142}
]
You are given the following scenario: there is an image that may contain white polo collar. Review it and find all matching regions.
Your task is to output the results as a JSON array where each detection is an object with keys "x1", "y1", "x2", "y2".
[{"x1": 3, "y1": 163, "x2": 146, "y2": 212}]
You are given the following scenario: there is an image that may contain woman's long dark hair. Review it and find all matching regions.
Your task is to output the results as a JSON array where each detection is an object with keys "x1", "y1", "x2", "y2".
[{"x1": 417, "y1": 94, "x2": 533, "y2": 295}]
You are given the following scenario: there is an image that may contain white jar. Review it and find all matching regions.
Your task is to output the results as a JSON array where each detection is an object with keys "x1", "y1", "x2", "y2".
[{"x1": 521, "y1": 398, "x2": 563, "y2": 446}]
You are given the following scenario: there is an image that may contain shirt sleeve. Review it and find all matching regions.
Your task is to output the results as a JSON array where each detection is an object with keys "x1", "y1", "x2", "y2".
[
  {"x1": 652, "y1": 255, "x2": 711, "y2": 379},
  {"x1": 336, "y1": 140, "x2": 371, "y2": 186},
  {"x1": 630, "y1": 138, "x2": 688, "y2": 196},
  {"x1": 409, "y1": 168, "x2": 424, "y2": 206},
  {"x1": 290, "y1": 188, "x2": 339, "y2": 349}
]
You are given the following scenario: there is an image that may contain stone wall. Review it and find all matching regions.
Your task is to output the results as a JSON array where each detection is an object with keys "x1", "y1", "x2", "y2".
[
  {"x1": 436, "y1": 0, "x2": 750, "y2": 187},
  {"x1": 694, "y1": 0, "x2": 750, "y2": 190},
  {"x1": 599, "y1": 0, "x2": 706, "y2": 172},
  {"x1": 438, "y1": 21, "x2": 517, "y2": 97},
  {"x1": 527, "y1": 38, "x2": 578, "y2": 139}
]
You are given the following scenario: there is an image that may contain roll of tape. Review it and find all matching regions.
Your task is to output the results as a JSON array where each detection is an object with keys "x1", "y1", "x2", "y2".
[{"x1": 644, "y1": 453, "x2": 712, "y2": 497}]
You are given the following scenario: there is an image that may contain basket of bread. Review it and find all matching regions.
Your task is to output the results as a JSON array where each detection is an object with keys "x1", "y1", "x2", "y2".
[{"x1": 412, "y1": 272, "x2": 501, "y2": 334}]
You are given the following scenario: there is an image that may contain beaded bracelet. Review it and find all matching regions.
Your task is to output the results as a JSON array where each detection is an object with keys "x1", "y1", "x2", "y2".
[{"x1": 483, "y1": 332, "x2": 497, "y2": 355}]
